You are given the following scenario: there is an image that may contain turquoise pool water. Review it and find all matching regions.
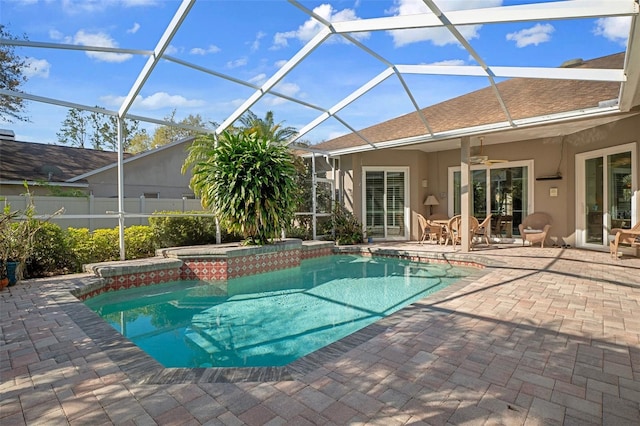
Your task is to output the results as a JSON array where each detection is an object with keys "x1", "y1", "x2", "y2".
[{"x1": 85, "y1": 255, "x2": 473, "y2": 368}]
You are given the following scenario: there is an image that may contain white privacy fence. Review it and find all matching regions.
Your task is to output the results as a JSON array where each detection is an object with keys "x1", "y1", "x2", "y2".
[{"x1": 1, "y1": 194, "x2": 208, "y2": 230}]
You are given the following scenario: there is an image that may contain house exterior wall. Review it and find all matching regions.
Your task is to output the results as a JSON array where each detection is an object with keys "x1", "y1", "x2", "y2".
[
  {"x1": 336, "y1": 114, "x2": 639, "y2": 244},
  {"x1": 87, "y1": 142, "x2": 194, "y2": 198}
]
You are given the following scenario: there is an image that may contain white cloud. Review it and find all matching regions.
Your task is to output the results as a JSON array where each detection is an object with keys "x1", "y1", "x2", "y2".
[
  {"x1": 61, "y1": 0, "x2": 157, "y2": 14},
  {"x1": 594, "y1": 17, "x2": 631, "y2": 45},
  {"x1": 274, "y1": 59, "x2": 288, "y2": 68},
  {"x1": 506, "y1": 23, "x2": 554, "y2": 48},
  {"x1": 49, "y1": 29, "x2": 70, "y2": 42},
  {"x1": 72, "y1": 30, "x2": 133, "y2": 63},
  {"x1": 267, "y1": 82, "x2": 301, "y2": 105},
  {"x1": 23, "y1": 57, "x2": 51, "y2": 78},
  {"x1": 61, "y1": 0, "x2": 107, "y2": 14},
  {"x1": 164, "y1": 45, "x2": 180, "y2": 55},
  {"x1": 101, "y1": 92, "x2": 206, "y2": 110},
  {"x1": 250, "y1": 31, "x2": 266, "y2": 52},
  {"x1": 189, "y1": 45, "x2": 221, "y2": 55},
  {"x1": 386, "y1": 0, "x2": 502, "y2": 47},
  {"x1": 426, "y1": 59, "x2": 465, "y2": 66},
  {"x1": 226, "y1": 57, "x2": 248, "y2": 69},
  {"x1": 271, "y1": 3, "x2": 369, "y2": 50},
  {"x1": 127, "y1": 22, "x2": 141, "y2": 34},
  {"x1": 248, "y1": 73, "x2": 267, "y2": 85}
]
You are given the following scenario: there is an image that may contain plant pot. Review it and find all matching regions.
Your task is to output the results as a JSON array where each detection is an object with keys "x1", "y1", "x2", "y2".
[
  {"x1": 6, "y1": 261, "x2": 19, "y2": 286},
  {"x1": 0, "y1": 277, "x2": 8, "y2": 290}
]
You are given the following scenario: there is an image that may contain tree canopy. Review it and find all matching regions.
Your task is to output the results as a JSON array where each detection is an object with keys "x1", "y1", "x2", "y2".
[
  {"x1": 56, "y1": 108, "x2": 145, "y2": 151},
  {"x1": 0, "y1": 25, "x2": 29, "y2": 122}
]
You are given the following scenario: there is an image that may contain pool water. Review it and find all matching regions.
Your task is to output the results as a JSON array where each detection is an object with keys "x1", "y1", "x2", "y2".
[{"x1": 85, "y1": 255, "x2": 473, "y2": 368}]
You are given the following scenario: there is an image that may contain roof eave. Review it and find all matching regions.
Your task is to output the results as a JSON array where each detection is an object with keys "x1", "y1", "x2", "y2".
[
  {"x1": 68, "y1": 136, "x2": 196, "y2": 182},
  {"x1": 322, "y1": 105, "x2": 627, "y2": 156}
]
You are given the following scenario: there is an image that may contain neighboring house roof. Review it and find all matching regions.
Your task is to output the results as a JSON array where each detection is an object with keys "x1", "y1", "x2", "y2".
[
  {"x1": 0, "y1": 138, "x2": 132, "y2": 183},
  {"x1": 313, "y1": 53, "x2": 625, "y2": 152}
]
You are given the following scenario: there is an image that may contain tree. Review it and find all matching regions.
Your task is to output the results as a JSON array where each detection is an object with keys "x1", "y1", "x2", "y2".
[
  {"x1": 185, "y1": 131, "x2": 297, "y2": 245},
  {"x1": 128, "y1": 132, "x2": 153, "y2": 154},
  {"x1": 151, "y1": 109, "x2": 216, "y2": 149},
  {"x1": 238, "y1": 110, "x2": 297, "y2": 143},
  {"x1": 57, "y1": 107, "x2": 146, "y2": 151},
  {"x1": 0, "y1": 25, "x2": 29, "y2": 122},
  {"x1": 56, "y1": 109, "x2": 89, "y2": 148}
]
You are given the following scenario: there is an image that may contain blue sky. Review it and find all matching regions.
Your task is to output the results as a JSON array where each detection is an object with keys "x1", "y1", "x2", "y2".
[{"x1": 0, "y1": 0, "x2": 631, "y2": 147}]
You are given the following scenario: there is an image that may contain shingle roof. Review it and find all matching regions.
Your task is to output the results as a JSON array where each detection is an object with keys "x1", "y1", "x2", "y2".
[
  {"x1": 0, "y1": 139, "x2": 131, "y2": 183},
  {"x1": 313, "y1": 53, "x2": 624, "y2": 152}
]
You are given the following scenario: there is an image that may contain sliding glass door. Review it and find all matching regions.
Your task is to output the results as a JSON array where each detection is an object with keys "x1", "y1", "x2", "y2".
[
  {"x1": 576, "y1": 144, "x2": 636, "y2": 250},
  {"x1": 450, "y1": 161, "x2": 532, "y2": 237},
  {"x1": 362, "y1": 168, "x2": 409, "y2": 240}
]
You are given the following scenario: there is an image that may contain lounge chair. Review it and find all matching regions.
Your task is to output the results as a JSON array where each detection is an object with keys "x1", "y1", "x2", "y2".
[
  {"x1": 610, "y1": 221, "x2": 640, "y2": 258},
  {"x1": 518, "y1": 212, "x2": 552, "y2": 248}
]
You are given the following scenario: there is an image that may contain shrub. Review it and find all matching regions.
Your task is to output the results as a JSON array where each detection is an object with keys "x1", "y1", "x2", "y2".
[
  {"x1": 149, "y1": 212, "x2": 217, "y2": 247},
  {"x1": 124, "y1": 225, "x2": 157, "y2": 259},
  {"x1": 92, "y1": 228, "x2": 120, "y2": 262},
  {"x1": 25, "y1": 222, "x2": 74, "y2": 278},
  {"x1": 64, "y1": 228, "x2": 95, "y2": 271},
  {"x1": 329, "y1": 205, "x2": 363, "y2": 245}
]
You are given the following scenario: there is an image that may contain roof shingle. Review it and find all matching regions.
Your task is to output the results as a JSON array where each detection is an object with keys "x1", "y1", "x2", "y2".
[{"x1": 314, "y1": 53, "x2": 624, "y2": 152}]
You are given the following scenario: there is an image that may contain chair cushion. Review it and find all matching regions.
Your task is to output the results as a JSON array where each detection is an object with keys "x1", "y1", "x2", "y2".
[{"x1": 523, "y1": 229, "x2": 543, "y2": 234}]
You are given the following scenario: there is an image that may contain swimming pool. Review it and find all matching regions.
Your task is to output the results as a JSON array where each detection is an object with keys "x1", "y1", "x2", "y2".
[{"x1": 85, "y1": 254, "x2": 473, "y2": 368}]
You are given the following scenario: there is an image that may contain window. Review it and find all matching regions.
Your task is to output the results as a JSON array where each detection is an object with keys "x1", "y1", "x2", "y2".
[{"x1": 362, "y1": 167, "x2": 409, "y2": 240}]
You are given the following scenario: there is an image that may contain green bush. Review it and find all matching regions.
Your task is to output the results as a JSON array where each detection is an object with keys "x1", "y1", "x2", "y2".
[
  {"x1": 124, "y1": 225, "x2": 157, "y2": 259},
  {"x1": 149, "y1": 211, "x2": 218, "y2": 247},
  {"x1": 64, "y1": 228, "x2": 95, "y2": 271},
  {"x1": 329, "y1": 205, "x2": 363, "y2": 245},
  {"x1": 25, "y1": 222, "x2": 74, "y2": 278},
  {"x1": 92, "y1": 228, "x2": 120, "y2": 262}
]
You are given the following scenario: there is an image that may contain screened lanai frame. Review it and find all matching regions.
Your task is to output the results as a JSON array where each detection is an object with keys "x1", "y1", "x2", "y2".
[{"x1": 1, "y1": 0, "x2": 639, "y2": 257}]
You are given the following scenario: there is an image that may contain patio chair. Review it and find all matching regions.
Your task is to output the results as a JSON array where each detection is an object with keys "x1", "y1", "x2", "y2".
[
  {"x1": 518, "y1": 212, "x2": 552, "y2": 248},
  {"x1": 417, "y1": 213, "x2": 442, "y2": 244},
  {"x1": 445, "y1": 215, "x2": 480, "y2": 249},
  {"x1": 474, "y1": 213, "x2": 492, "y2": 245},
  {"x1": 610, "y1": 221, "x2": 640, "y2": 258}
]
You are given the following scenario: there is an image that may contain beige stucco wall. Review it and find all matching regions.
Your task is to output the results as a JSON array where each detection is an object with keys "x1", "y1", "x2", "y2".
[
  {"x1": 87, "y1": 142, "x2": 194, "y2": 198},
  {"x1": 338, "y1": 114, "x2": 640, "y2": 243}
]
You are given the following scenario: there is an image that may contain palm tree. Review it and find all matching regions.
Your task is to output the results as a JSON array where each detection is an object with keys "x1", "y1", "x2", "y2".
[
  {"x1": 185, "y1": 131, "x2": 297, "y2": 245},
  {"x1": 237, "y1": 110, "x2": 298, "y2": 143}
]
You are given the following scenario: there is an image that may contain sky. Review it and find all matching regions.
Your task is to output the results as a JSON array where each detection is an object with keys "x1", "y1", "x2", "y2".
[{"x1": 0, "y1": 0, "x2": 632, "y2": 147}]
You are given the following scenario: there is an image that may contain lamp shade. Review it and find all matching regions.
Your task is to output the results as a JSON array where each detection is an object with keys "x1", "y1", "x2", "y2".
[{"x1": 424, "y1": 195, "x2": 439, "y2": 206}]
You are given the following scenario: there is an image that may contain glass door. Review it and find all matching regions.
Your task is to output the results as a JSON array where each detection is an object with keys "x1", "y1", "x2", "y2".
[
  {"x1": 363, "y1": 168, "x2": 409, "y2": 240},
  {"x1": 576, "y1": 144, "x2": 635, "y2": 250}
]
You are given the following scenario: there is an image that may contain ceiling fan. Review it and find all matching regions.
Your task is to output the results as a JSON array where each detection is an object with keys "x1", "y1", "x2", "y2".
[{"x1": 470, "y1": 137, "x2": 508, "y2": 166}]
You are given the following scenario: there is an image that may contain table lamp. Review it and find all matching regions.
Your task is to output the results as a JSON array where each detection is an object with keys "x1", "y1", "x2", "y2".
[{"x1": 424, "y1": 195, "x2": 439, "y2": 216}]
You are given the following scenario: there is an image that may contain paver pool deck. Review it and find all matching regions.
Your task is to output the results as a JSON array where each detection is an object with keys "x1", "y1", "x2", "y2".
[{"x1": 1, "y1": 243, "x2": 639, "y2": 425}]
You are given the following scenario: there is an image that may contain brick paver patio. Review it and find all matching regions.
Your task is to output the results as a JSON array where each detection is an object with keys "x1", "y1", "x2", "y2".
[{"x1": 1, "y1": 243, "x2": 639, "y2": 425}]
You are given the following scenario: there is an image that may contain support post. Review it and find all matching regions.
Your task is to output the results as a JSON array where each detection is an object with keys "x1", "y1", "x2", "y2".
[
  {"x1": 460, "y1": 136, "x2": 471, "y2": 253},
  {"x1": 117, "y1": 117, "x2": 126, "y2": 260},
  {"x1": 312, "y1": 154, "x2": 317, "y2": 240}
]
